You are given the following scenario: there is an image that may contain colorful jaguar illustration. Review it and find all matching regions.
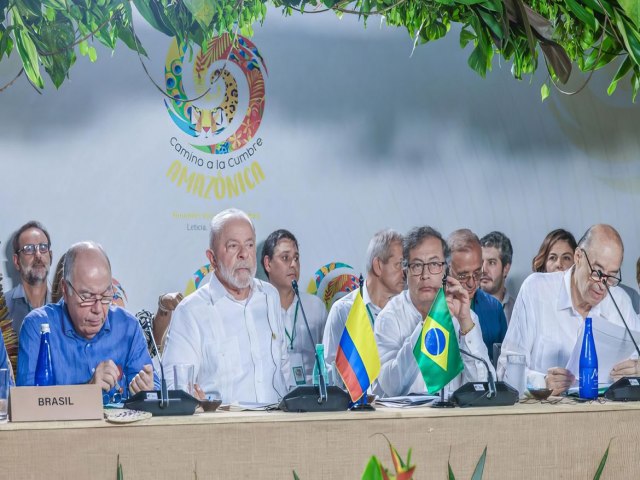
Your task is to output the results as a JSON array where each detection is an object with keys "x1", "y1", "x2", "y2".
[{"x1": 164, "y1": 34, "x2": 267, "y2": 154}]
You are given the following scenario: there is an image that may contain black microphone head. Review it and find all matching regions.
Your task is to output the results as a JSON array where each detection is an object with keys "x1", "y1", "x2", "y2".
[{"x1": 291, "y1": 279, "x2": 298, "y2": 292}]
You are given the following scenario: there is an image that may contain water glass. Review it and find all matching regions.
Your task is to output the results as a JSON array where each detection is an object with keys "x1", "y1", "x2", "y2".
[
  {"x1": 504, "y1": 354, "x2": 526, "y2": 397},
  {"x1": 173, "y1": 364, "x2": 194, "y2": 395}
]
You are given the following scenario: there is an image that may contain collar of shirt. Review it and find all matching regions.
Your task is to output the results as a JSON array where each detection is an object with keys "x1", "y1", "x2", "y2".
[
  {"x1": 10, "y1": 283, "x2": 51, "y2": 305},
  {"x1": 207, "y1": 273, "x2": 259, "y2": 304},
  {"x1": 402, "y1": 290, "x2": 423, "y2": 321},
  {"x1": 362, "y1": 281, "x2": 381, "y2": 317},
  {"x1": 61, "y1": 299, "x2": 112, "y2": 340},
  {"x1": 557, "y1": 267, "x2": 605, "y2": 319},
  {"x1": 501, "y1": 290, "x2": 512, "y2": 308}
]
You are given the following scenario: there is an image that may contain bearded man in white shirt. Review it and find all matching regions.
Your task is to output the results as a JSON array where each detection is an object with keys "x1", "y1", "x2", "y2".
[
  {"x1": 323, "y1": 229, "x2": 405, "y2": 374},
  {"x1": 498, "y1": 224, "x2": 640, "y2": 395},
  {"x1": 375, "y1": 226, "x2": 493, "y2": 397},
  {"x1": 163, "y1": 209, "x2": 290, "y2": 404}
]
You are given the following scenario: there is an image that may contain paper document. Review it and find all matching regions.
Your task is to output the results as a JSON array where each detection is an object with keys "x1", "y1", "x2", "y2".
[
  {"x1": 220, "y1": 402, "x2": 277, "y2": 411},
  {"x1": 566, "y1": 317, "x2": 640, "y2": 383},
  {"x1": 375, "y1": 395, "x2": 439, "y2": 408}
]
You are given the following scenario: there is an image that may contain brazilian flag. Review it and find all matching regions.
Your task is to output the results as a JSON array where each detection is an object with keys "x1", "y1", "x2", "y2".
[{"x1": 413, "y1": 288, "x2": 464, "y2": 394}]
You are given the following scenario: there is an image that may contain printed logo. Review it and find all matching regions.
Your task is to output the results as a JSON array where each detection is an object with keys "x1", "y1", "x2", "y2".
[{"x1": 164, "y1": 35, "x2": 268, "y2": 201}]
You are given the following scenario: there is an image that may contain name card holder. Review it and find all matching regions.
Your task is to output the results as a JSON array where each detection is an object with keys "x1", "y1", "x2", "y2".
[{"x1": 10, "y1": 385, "x2": 103, "y2": 422}]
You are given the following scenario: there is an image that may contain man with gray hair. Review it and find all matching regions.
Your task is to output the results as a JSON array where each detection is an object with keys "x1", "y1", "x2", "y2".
[
  {"x1": 375, "y1": 226, "x2": 493, "y2": 397},
  {"x1": 498, "y1": 224, "x2": 640, "y2": 395},
  {"x1": 480, "y1": 231, "x2": 516, "y2": 322},
  {"x1": 163, "y1": 208, "x2": 290, "y2": 405},
  {"x1": 17, "y1": 242, "x2": 154, "y2": 399},
  {"x1": 323, "y1": 229, "x2": 405, "y2": 376},
  {"x1": 448, "y1": 229, "x2": 507, "y2": 362}
]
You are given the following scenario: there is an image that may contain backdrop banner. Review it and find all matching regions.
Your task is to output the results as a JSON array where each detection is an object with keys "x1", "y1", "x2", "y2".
[{"x1": 1, "y1": 12, "x2": 639, "y2": 313}]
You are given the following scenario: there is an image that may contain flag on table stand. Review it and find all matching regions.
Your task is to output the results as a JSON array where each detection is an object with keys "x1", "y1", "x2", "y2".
[
  {"x1": 413, "y1": 287, "x2": 464, "y2": 394},
  {"x1": 335, "y1": 293, "x2": 381, "y2": 402}
]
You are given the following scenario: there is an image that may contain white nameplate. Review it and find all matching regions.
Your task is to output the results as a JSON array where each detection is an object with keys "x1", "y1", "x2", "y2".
[
  {"x1": 473, "y1": 384, "x2": 486, "y2": 392},
  {"x1": 10, "y1": 385, "x2": 103, "y2": 422}
]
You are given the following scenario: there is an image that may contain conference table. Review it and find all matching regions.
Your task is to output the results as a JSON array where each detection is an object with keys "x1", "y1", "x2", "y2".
[{"x1": 1, "y1": 399, "x2": 639, "y2": 479}]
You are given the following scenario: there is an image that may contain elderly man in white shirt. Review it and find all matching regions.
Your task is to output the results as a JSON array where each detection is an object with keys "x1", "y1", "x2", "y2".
[
  {"x1": 498, "y1": 224, "x2": 640, "y2": 395},
  {"x1": 375, "y1": 226, "x2": 492, "y2": 397},
  {"x1": 261, "y1": 229, "x2": 327, "y2": 385},
  {"x1": 163, "y1": 208, "x2": 290, "y2": 405},
  {"x1": 323, "y1": 229, "x2": 405, "y2": 374}
]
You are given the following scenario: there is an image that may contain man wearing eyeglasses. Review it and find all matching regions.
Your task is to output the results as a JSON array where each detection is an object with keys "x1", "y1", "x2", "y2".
[
  {"x1": 498, "y1": 224, "x2": 640, "y2": 395},
  {"x1": 6, "y1": 221, "x2": 53, "y2": 334},
  {"x1": 375, "y1": 226, "x2": 493, "y2": 397},
  {"x1": 448, "y1": 229, "x2": 508, "y2": 363},
  {"x1": 17, "y1": 242, "x2": 153, "y2": 399}
]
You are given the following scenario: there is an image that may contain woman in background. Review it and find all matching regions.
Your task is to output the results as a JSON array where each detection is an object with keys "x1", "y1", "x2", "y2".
[{"x1": 532, "y1": 229, "x2": 577, "y2": 273}]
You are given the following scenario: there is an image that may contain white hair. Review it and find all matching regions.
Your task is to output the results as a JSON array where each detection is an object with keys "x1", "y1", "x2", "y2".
[
  {"x1": 63, "y1": 241, "x2": 111, "y2": 285},
  {"x1": 209, "y1": 208, "x2": 255, "y2": 249},
  {"x1": 365, "y1": 229, "x2": 403, "y2": 274}
]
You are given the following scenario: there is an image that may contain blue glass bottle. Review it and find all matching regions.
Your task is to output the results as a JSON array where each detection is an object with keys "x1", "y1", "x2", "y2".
[
  {"x1": 35, "y1": 323, "x2": 55, "y2": 386},
  {"x1": 579, "y1": 317, "x2": 598, "y2": 399}
]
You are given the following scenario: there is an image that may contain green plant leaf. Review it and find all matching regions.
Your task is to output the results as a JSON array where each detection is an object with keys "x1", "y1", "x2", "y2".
[
  {"x1": 13, "y1": 20, "x2": 44, "y2": 88},
  {"x1": 117, "y1": 454, "x2": 123, "y2": 480},
  {"x1": 608, "y1": 56, "x2": 632, "y2": 95},
  {"x1": 620, "y1": 0, "x2": 640, "y2": 30},
  {"x1": 564, "y1": 0, "x2": 596, "y2": 30},
  {"x1": 292, "y1": 471, "x2": 300, "y2": 480},
  {"x1": 131, "y1": 0, "x2": 174, "y2": 37},
  {"x1": 361, "y1": 456, "x2": 385, "y2": 480},
  {"x1": 471, "y1": 447, "x2": 487, "y2": 480},
  {"x1": 447, "y1": 462, "x2": 456, "y2": 480},
  {"x1": 182, "y1": 0, "x2": 215, "y2": 28},
  {"x1": 541, "y1": 82, "x2": 550, "y2": 101},
  {"x1": 593, "y1": 440, "x2": 611, "y2": 480},
  {"x1": 615, "y1": 11, "x2": 640, "y2": 65},
  {"x1": 460, "y1": 27, "x2": 476, "y2": 48}
]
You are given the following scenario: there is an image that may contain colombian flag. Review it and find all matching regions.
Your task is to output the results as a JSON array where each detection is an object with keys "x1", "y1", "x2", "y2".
[
  {"x1": 413, "y1": 287, "x2": 464, "y2": 394},
  {"x1": 335, "y1": 293, "x2": 381, "y2": 401}
]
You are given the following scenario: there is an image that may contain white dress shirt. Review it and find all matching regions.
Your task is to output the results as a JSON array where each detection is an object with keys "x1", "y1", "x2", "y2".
[
  {"x1": 497, "y1": 268, "x2": 639, "y2": 385},
  {"x1": 375, "y1": 290, "x2": 492, "y2": 397},
  {"x1": 163, "y1": 274, "x2": 290, "y2": 404},
  {"x1": 322, "y1": 283, "x2": 381, "y2": 371},
  {"x1": 283, "y1": 292, "x2": 327, "y2": 383}
]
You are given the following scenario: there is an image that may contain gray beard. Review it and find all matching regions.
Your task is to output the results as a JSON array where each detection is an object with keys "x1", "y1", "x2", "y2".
[{"x1": 216, "y1": 261, "x2": 255, "y2": 290}]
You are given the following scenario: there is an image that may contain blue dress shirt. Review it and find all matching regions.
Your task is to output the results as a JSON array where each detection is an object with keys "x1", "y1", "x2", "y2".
[
  {"x1": 472, "y1": 289, "x2": 508, "y2": 362},
  {"x1": 17, "y1": 300, "x2": 152, "y2": 398},
  {"x1": 0, "y1": 333, "x2": 8, "y2": 371}
]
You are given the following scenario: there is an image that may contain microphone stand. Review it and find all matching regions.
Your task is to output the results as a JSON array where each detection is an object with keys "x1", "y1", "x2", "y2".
[
  {"x1": 124, "y1": 314, "x2": 199, "y2": 415},
  {"x1": 292, "y1": 280, "x2": 327, "y2": 403},
  {"x1": 278, "y1": 281, "x2": 351, "y2": 412},
  {"x1": 460, "y1": 349, "x2": 496, "y2": 398},
  {"x1": 601, "y1": 277, "x2": 640, "y2": 401}
]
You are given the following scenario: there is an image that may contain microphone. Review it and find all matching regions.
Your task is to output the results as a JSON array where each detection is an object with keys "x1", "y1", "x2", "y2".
[
  {"x1": 125, "y1": 312, "x2": 199, "y2": 415},
  {"x1": 600, "y1": 277, "x2": 640, "y2": 401},
  {"x1": 278, "y1": 280, "x2": 351, "y2": 412},
  {"x1": 459, "y1": 349, "x2": 496, "y2": 398},
  {"x1": 450, "y1": 348, "x2": 518, "y2": 407}
]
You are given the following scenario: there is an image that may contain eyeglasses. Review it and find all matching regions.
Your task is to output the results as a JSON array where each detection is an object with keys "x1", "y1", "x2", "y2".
[
  {"x1": 405, "y1": 261, "x2": 446, "y2": 276},
  {"x1": 453, "y1": 269, "x2": 483, "y2": 284},
  {"x1": 66, "y1": 281, "x2": 114, "y2": 307},
  {"x1": 581, "y1": 249, "x2": 621, "y2": 287},
  {"x1": 16, "y1": 243, "x2": 50, "y2": 255}
]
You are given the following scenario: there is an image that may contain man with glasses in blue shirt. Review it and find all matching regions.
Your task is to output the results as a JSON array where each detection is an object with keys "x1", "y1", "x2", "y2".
[
  {"x1": 447, "y1": 229, "x2": 508, "y2": 363},
  {"x1": 6, "y1": 221, "x2": 53, "y2": 334},
  {"x1": 498, "y1": 224, "x2": 640, "y2": 395},
  {"x1": 17, "y1": 242, "x2": 153, "y2": 401}
]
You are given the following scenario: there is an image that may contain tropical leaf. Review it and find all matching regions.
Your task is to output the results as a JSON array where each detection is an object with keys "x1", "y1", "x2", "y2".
[
  {"x1": 619, "y1": 0, "x2": 640, "y2": 30},
  {"x1": 593, "y1": 440, "x2": 611, "y2": 480},
  {"x1": 361, "y1": 456, "x2": 386, "y2": 480},
  {"x1": 471, "y1": 447, "x2": 487, "y2": 480},
  {"x1": 13, "y1": 18, "x2": 44, "y2": 88},
  {"x1": 608, "y1": 56, "x2": 633, "y2": 95}
]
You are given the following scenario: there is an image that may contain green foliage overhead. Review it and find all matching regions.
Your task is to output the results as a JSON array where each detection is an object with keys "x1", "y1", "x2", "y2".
[{"x1": 1, "y1": 0, "x2": 640, "y2": 100}]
